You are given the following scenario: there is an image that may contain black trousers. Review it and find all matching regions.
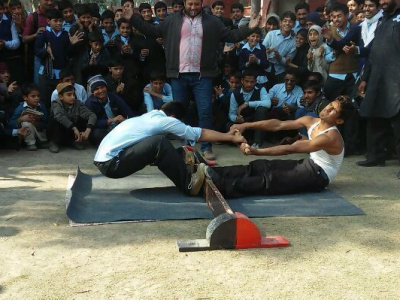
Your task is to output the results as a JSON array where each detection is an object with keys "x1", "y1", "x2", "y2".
[
  {"x1": 212, "y1": 158, "x2": 329, "y2": 199},
  {"x1": 94, "y1": 135, "x2": 192, "y2": 195},
  {"x1": 365, "y1": 111, "x2": 400, "y2": 163},
  {"x1": 48, "y1": 117, "x2": 88, "y2": 145}
]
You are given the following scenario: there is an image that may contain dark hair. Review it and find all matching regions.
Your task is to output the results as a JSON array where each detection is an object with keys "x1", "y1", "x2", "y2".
[
  {"x1": 285, "y1": 68, "x2": 299, "y2": 79},
  {"x1": 101, "y1": 10, "x2": 115, "y2": 21},
  {"x1": 212, "y1": 1, "x2": 224, "y2": 9},
  {"x1": 229, "y1": 71, "x2": 242, "y2": 80},
  {"x1": 149, "y1": 71, "x2": 166, "y2": 82},
  {"x1": 307, "y1": 72, "x2": 324, "y2": 85},
  {"x1": 295, "y1": 2, "x2": 310, "y2": 13},
  {"x1": 59, "y1": 68, "x2": 74, "y2": 80},
  {"x1": 115, "y1": 8, "x2": 123, "y2": 13},
  {"x1": 8, "y1": 0, "x2": 23, "y2": 8},
  {"x1": 202, "y1": 5, "x2": 212, "y2": 15},
  {"x1": 108, "y1": 57, "x2": 124, "y2": 68},
  {"x1": 161, "y1": 102, "x2": 186, "y2": 120},
  {"x1": 364, "y1": 0, "x2": 379, "y2": 6},
  {"x1": 88, "y1": 31, "x2": 104, "y2": 43},
  {"x1": 46, "y1": 8, "x2": 63, "y2": 20},
  {"x1": 172, "y1": 0, "x2": 184, "y2": 6},
  {"x1": 139, "y1": 2, "x2": 151, "y2": 12},
  {"x1": 296, "y1": 28, "x2": 308, "y2": 41},
  {"x1": 242, "y1": 69, "x2": 257, "y2": 80},
  {"x1": 303, "y1": 80, "x2": 322, "y2": 93},
  {"x1": 315, "y1": 6, "x2": 324, "y2": 13},
  {"x1": 331, "y1": 2, "x2": 349, "y2": 14},
  {"x1": 248, "y1": 27, "x2": 262, "y2": 36},
  {"x1": 88, "y1": 3, "x2": 99, "y2": 14},
  {"x1": 351, "y1": 0, "x2": 365, "y2": 5},
  {"x1": 154, "y1": 1, "x2": 167, "y2": 10},
  {"x1": 75, "y1": 4, "x2": 92, "y2": 17},
  {"x1": 117, "y1": 17, "x2": 130, "y2": 27},
  {"x1": 21, "y1": 83, "x2": 39, "y2": 96},
  {"x1": 324, "y1": 0, "x2": 338, "y2": 15},
  {"x1": 336, "y1": 95, "x2": 355, "y2": 121},
  {"x1": 59, "y1": 85, "x2": 75, "y2": 95},
  {"x1": 121, "y1": 0, "x2": 133, "y2": 6},
  {"x1": 266, "y1": 15, "x2": 280, "y2": 27},
  {"x1": 230, "y1": 2, "x2": 244, "y2": 13},
  {"x1": 281, "y1": 11, "x2": 296, "y2": 22},
  {"x1": 57, "y1": 0, "x2": 73, "y2": 12}
]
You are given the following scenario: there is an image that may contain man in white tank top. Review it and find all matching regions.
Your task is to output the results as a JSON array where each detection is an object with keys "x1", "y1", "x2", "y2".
[{"x1": 201, "y1": 96, "x2": 355, "y2": 198}]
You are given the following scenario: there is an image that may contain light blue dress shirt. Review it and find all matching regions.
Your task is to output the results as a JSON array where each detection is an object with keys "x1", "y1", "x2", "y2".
[
  {"x1": 143, "y1": 83, "x2": 173, "y2": 112},
  {"x1": 268, "y1": 83, "x2": 304, "y2": 107},
  {"x1": 262, "y1": 29, "x2": 296, "y2": 75},
  {"x1": 94, "y1": 110, "x2": 202, "y2": 162}
]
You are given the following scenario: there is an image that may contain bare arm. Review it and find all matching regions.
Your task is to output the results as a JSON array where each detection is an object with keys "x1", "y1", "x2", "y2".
[
  {"x1": 198, "y1": 128, "x2": 246, "y2": 144},
  {"x1": 242, "y1": 132, "x2": 338, "y2": 156},
  {"x1": 231, "y1": 116, "x2": 317, "y2": 134}
]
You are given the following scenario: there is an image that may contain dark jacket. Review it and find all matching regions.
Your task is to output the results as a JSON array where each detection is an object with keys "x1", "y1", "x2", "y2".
[
  {"x1": 130, "y1": 11, "x2": 254, "y2": 78},
  {"x1": 85, "y1": 92, "x2": 135, "y2": 129},
  {"x1": 51, "y1": 98, "x2": 97, "y2": 129},
  {"x1": 360, "y1": 7, "x2": 400, "y2": 118}
]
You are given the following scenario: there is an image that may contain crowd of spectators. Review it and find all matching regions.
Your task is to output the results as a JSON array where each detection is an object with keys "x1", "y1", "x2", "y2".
[{"x1": 0, "y1": 0, "x2": 399, "y2": 177}]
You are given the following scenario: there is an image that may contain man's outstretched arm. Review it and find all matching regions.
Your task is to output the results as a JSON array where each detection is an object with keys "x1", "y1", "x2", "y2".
[
  {"x1": 241, "y1": 133, "x2": 332, "y2": 156},
  {"x1": 198, "y1": 128, "x2": 246, "y2": 144},
  {"x1": 231, "y1": 116, "x2": 316, "y2": 134}
]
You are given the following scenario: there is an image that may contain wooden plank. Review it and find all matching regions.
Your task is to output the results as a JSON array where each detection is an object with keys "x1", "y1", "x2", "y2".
[{"x1": 204, "y1": 179, "x2": 234, "y2": 217}]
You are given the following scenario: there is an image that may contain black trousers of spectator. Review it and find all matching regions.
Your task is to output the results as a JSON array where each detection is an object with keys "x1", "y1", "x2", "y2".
[
  {"x1": 227, "y1": 106, "x2": 269, "y2": 144},
  {"x1": 365, "y1": 111, "x2": 400, "y2": 163},
  {"x1": 325, "y1": 74, "x2": 360, "y2": 153},
  {"x1": 94, "y1": 135, "x2": 192, "y2": 195},
  {"x1": 212, "y1": 158, "x2": 329, "y2": 199},
  {"x1": 90, "y1": 128, "x2": 108, "y2": 146},
  {"x1": 48, "y1": 117, "x2": 88, "y2": 145}
]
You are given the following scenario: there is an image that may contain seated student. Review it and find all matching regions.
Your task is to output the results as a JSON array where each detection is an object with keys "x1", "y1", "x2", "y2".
[
  {"x1": 261, "y1": 13, "x2": 280, "y2": 39},
  {"x1": 114, "y1": 9, "x2": 123, "y2": 23},
  {"x1": 93, "y1": 101, "x2": 246, "y2": 196},
  {"x1": 228, "y1": 70, "x2": 271, "y2": 149},
  {"x1": 201, "y1": 96, "x2": 355, "y2": 199},
  {"x1": 104, "y1": 57, "x2": 140, "y2": 111},
  {"x1": 238, "y1": 28, "x2": 269, "y2": 88},
  {"x1": 153, "y1": 1, "x2": 167, "y2": 24},
  {"x1": 85, "y1": 75, "x2": 135, "y2": 145},
  {"x1": 8, "y1": 83, "x2": 48, "y2": 151},
  {"x1": 35, "y1": 8, "x2": 83, "y2": 109},
  {"x1": 76, "y1": 31, "x2": 110, "y2": 85},
  {"x1": 0, "y1": 0, "x2": 22, "y2": 83},
  {"x1": 58, "y1": 0, "x2": 76, "y2": 33},
  {"x1": 48, "y1": 83, "x2": 97, "y2": 153},
  {"x1": 307, "y1": 25, "x2": 335, "y2": 84},
  {"x1": 143, "y1": 71, "x2": 172, "y2": 112},
  {"x1": 0, "y1": 62, "x2": 20, "y2": 116},
  {"x1": 213, "y1": 71, "x2": 242, "y2": 133},
  {"x1": 267, "y1": 69, "x2": 304, "y2": 121},
  {"x1": 286, "y1": 29, "x2": 310, "y2": 87},
  {"x1": 51, "y1": 68, "x2": 87, "y2": 103},
  {"x1": 100, "y1": 10, "x2": 119, "y2": 52},
  {"x1": 295, "y1": 80, "x2": 330, "y2": 136}
]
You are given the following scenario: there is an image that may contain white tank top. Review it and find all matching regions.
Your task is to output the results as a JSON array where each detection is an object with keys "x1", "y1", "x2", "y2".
[{"x1": 307, "y1": 121, "x2": 344, "y2": 182}]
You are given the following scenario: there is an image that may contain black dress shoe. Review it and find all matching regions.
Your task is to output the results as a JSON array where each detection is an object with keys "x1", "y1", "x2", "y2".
[{"x1": 356, "y1": 159, "x2": 386, "y2": 167}]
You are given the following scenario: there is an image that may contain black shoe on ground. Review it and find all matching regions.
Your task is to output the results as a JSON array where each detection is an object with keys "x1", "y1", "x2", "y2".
[
  {"x1": 356, "y1": 159, "x2": 385, "y2": 167},
  {"x1": 71, "y1": 142, "x2": 85, "y2": 150},
  {"x1": 49, "y1": 142, "x2": 59, "y2": 153}
]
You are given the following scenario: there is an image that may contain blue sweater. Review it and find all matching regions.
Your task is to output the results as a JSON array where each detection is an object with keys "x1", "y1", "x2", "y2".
[{"x1": 8, "y1": 101, "x2": 48, "y2": 130}]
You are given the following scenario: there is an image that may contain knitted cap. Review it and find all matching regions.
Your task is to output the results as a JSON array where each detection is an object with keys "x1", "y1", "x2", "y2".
[
  {"x1": 88, "y1": 74, "x2": 107, "y2": 93},
  {"x1": 56, "y1": 82, "x2": 74, "y2": 94}
]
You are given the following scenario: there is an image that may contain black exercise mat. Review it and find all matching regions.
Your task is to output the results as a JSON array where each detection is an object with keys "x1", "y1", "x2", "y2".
[{"x1": 65, "y1": 168, "x2": 365, "y2": 225}]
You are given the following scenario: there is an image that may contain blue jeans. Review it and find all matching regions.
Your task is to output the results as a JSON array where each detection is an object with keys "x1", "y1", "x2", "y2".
[{"x1": 171, "y1": 73, "x2": 213, "y2": 152}]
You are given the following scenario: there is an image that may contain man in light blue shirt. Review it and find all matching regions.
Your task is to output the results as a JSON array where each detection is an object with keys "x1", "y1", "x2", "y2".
[
  {"x1": 268, "y1": 69, "x2": 304, "y2": 120},
  {"x1": 94, "y1": 102, "x2": 246, "y2": 196},
  {"x1": 262, "y1": 11, "x2": 297, "y2": 86},
  {"x1": 293, "y1": 2, "x2": 309, "y2": 33}
]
